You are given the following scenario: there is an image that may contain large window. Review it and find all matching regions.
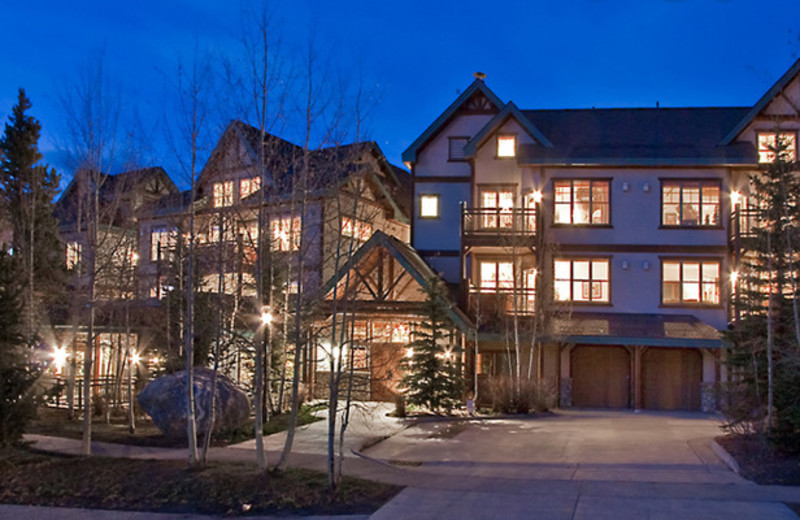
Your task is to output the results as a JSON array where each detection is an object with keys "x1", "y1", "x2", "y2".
[
  {"x1": 341, "y1": 216, "x2": 373, "y2": 242},
  {"x1": 419, "y1": 194, "x2": 440, "y2": 218},
  {"x1": 662, "y1": 259, "x2": 720, "y2": 305},
  {"x1": 271, "y1": 216, "x2": 301, "y2": 252},
  {"x1": 479, "y1": 261, "x2": 514, "y2": 292},
  {"x1": 213, "y1": 181, "x2": 234, "y2": 208},
  {"x1": 554, "y1": 258, "x2": 610, "y2": 303},
  {"x1": 479, "y1": 187, "x2": 514, "y2": 228},
  {"x1": 554, "y1": 179, "x2": 610, "y2": 225},
  {"x1": 757, "y1": 132, "x2": 797, "y2": 163},
  {"x1": 240, "y1": 177, "x2": 261, "y2": 199},
  {"x1": 662, "y1": 180, "x2": 720, "y2": 227}
]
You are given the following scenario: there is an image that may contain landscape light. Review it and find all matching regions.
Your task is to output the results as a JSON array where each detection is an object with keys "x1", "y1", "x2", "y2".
[{"x1": 260, "y1": 310, "x2": 273, "y2": 325}]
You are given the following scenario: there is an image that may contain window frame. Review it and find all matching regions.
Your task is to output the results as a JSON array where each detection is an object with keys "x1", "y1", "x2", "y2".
[
  {"x1": 66, "y1": 241, "x2": 82, "y2": 271},
  {"x1": 213, "y1": 180, "x2": 234, "y2": 208},
  {"x1": 660, "y1": 257, "x2": 722, "y2": 307},
  {"x1": 660, "y1": 178, "x2": 722, "y2": 229},
  {"x1": 552, "y1": 256, "x2": 611, "y2": 305},
  {"x1": 496, "y1": 134, "x2": 517, "y2": 159},
  {"x1": 239, "y1": 176, "x2": 261, "y2": 200},
  {"x1": 419, "y1": 194, "x2": 440, "y2": 219},
  {"x1": 341, "y1": 215, "x2": 373, "y2": 242},
  {"x1": 447, "y1": 136, "x2": 469, "y2": 162},
  {"x1": 552, "y1": 178, "x2": 612, "y2": 227},
  {"x1": 756, "y1": 130, "x2": 797, "y2": 164}
]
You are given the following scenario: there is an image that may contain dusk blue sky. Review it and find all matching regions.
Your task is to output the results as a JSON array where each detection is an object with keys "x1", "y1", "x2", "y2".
[{"x1": 1, "y1": 0, "x2": 799, "y2": 189}]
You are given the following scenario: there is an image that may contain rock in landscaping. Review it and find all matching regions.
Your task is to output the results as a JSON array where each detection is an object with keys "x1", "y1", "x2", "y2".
[{"x1": 138, "y1": 368, "x2": 250, "y2": 438}]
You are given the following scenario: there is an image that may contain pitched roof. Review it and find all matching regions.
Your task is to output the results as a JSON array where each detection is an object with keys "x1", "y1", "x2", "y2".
[
  {"x1": 320, "y1": 230, "x2": 473, "y2": 331},
  {"x1": 550, "y1": 312, "x2": 722, "y2": 348},
  {"x1": 720, "y1": 56, "x2": 800, "y2": 145},
  {"x1": 517, "y1": 107, "x2": 754, "y2": 165},
  {"x1": 401, "y1": 79, "x2": 504, "y2": 164},
  {"x1": 464, "y1": 101, "x2": 553, "y2": 157}
]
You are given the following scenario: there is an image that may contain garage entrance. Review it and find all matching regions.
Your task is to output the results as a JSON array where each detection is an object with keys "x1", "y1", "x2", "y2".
[
  {"x1": 571, "y1": 345, "x2": 630, "y2": 408},
  {"x1": 642, "y1": 347, "x2": 702, "y2": 410}
]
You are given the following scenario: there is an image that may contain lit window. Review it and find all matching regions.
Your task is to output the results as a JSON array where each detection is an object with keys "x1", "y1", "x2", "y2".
[
  {"x1": 479, "y1": 261, "x2": 514, "y2": 292},
  {"x1": 316, "y1": 342, "x2": 367, "y2": 372},
  {"x1": 372, "y1": 321, "x2": 411, "y2": 343},
  {"x1": 240, "y1": 177, "x2": 261, "y2": 199},
  {"x1": 662, "y1": 260, "x2": 719, "y2": 305},
  {"x1": 554, "y1": 179, "x2": 610, "y2": 225},
  {"x1": 553, "y1": 258, "x2": 609, "y2": 303},
  {"x1": 661, "y1": 180, "x2": 720, "y2": 227},
  {"x1": 213, "y1": 181, "x2": 234, "y2": 207},
  {"x1": 271, "y1": 216, "x2": 301, "y2": 251},
  {"x1": 66, "y1": 241, "x2": 81, "y2": 270},
  {"x1": 757, "y1": 132, "x2": 796, "y2": 163},
  {"x1": 150, "y1": 227, "x2": 177, "y2": 261},
  {"x1": 419, "y1": 194, "x2": 439, "y2": 218},
  {"x1": 341, "y1": 216, "x2": 373, "y2": 241},
  {"x1": 448, "y1": 136, "x2": 469, "y2": 161},
  {"x1": 497, "y1": 135, "x2": 516, "y2": 158},
  {"x1": 480, "y1": 188, "x2": 515, "y2": 228}
]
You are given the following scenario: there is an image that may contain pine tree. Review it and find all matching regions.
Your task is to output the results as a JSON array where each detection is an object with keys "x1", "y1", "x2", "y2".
[
  {"x1": 0, "y1": 249, "x2": 41, "y2": 446},
  {"x1": 0, "y1": 89, "x2": 64, "y2": 346},
  {"x1": 401, "y1": 278, "x2": 462, "y2": 414},
  {"x1": 726, "y1": 133, "x2": 800, "y2": 443}
]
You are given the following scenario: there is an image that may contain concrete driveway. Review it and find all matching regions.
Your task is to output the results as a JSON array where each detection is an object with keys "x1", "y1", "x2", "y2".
[{"x1": 364, "y1": 410, "x2": 800, "y2": 519}]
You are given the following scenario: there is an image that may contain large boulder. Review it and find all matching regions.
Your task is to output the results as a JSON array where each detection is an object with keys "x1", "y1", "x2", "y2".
[{"x1": 138, "y1": 368, "x2": 250, "y2": 438}]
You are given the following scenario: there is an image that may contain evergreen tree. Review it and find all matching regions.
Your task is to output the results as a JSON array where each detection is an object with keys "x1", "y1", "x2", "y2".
[
  {"x1": 401, "y1": 278, "x2": 462, "y2": 414},
  {"x1": 0, "y1": 89, "x2": 64, "y2": 344},
  {"x1": 726, "y1": 133, "x2": 800, "y2": 444},
  {"x1": 0, "y1": 249, "x2": 41, "y2": 446}
]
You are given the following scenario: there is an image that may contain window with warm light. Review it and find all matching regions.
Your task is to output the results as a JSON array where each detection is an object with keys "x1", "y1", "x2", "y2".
[
  {"x1": 554, "y1": 179, "x2": 610, "y2": 225},
  {"x1": 479, "y1": 261, "x2": 514, "y2": 292},
  {"x1": 66, "y1": 241, "x2": 81, "y2": 270},
  {"x1": 553, "y1": 258, "x2": 610, "y2": 303},
  {"x1": 757, "y1": 132, "x2": 797, "y2": 163},
  {"x1": 213, "y1": 181, "x2": 234, "y2": 207},
  {"x1": 271, "y1": 216, "x2": 301, "y2": 251},
  {"x1": 341, "y1": 216, "x2": 373, "y2": 242},
  {"x1": 150, "y1": 227, "x2": 177, "y2": 261},
  {"x1": 497, "y1": 135, "x2": 516, "y2": 158},
  {"x1": 419, "y1": 194, "x2": 440, "y2": 218},
  {"x1": 662, "y1": 259, "x2": 720, "y2": 305},
  {"x1": 661, "y1": 180, "x2": 720, "y2": 227},
  {"x1": 480, "y1": 187, "x2": 515, "y2": 229},
  {"x1": 240, "y1": 177, "x2": 261, "y2": 200}
]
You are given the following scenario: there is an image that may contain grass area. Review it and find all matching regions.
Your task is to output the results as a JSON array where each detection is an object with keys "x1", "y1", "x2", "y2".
[
  {"x1": 716, "y1": 434, "x2": 800, "y2": 486},
  {"x1": 0, "y1": 446, "x2": 401, "y2": 516},
  {"x1": 26, "y1": 404, "x2": 325, "y2": 448}
]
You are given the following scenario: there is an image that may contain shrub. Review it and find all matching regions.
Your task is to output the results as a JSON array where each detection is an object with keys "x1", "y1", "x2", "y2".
[{"x1": 485, "y1": 376, "x2": 556, "y2": 414}]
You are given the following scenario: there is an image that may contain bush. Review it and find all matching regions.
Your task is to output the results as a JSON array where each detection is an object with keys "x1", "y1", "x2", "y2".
[{"x1": 485, "y1": 376, "x2": 556, "y2": 414}]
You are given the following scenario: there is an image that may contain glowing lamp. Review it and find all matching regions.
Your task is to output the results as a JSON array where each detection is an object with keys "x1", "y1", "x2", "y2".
[
  {"x1": 51, "y1": 346, "x2": 68, "y2": 371},
  {"x1": 131, "y1": 351, "x2": 141, "y2": 365},
  {"x1": 731, "y1": 191, "x2": 742, "y2": 208},
  {"x1": 260, "y1": 310, "x2": 273, "y2": 325},
  {"x1": 532, "y1": 190, "x2": 543, "y2": 204}
]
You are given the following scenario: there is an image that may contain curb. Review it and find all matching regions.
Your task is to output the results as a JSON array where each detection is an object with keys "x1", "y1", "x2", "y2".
[{"x1": 710, "y1": 440, "x2": 741, "y2": 474}]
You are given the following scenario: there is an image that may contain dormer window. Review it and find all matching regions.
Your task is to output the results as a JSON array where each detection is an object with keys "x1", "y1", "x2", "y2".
[
  {"x1": 448, "y1": 136, "x2": 468, "y2": 161},
  {"x1": 213, "y1": 181, "x2": 234, "y2": 207},
  {"x1": 497, "y1": 135, "x2": 516, "y2": 158},
  {"x1": 757, "y1": 132, "x2": 796, "y2": 163}
]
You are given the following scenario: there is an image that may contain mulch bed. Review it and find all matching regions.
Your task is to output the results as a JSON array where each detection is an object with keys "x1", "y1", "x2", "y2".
[
  {"x1": 0, "y1": 446, "x2": 401, "y2": 516},
  {"x1": 716, "y1": 434, "x2": 800, "y2": 486}
]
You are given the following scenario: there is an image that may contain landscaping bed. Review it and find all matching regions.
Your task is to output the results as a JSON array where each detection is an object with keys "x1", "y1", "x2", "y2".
[
  {"x1": 0, "y1": 446, "x2": 401, "y2": 516},
  {"x1": 716, "y1": 434, "x2": 800, "y2": 486}
]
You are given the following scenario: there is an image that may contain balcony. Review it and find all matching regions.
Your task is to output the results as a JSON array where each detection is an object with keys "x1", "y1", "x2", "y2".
[
  {"x1": 729, "y1": 207, "x2": 762, "y2": 242},
  {"x1": 462, "y1": 207, "x2": 537, "y2": 247},
  {"x1": 467, "y1": 286, "x2": 536, "y2": 316}
]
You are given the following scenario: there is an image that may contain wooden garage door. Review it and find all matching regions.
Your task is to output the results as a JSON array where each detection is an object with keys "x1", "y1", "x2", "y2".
[
  {"x1": 642, "y1": 348, "x2": 702, "y2": 410},
  {"x1": 571, "y1": 346, "x2": 630, "y2": 408}
]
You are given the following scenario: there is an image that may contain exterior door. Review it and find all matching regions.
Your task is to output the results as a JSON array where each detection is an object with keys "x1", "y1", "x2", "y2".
[
  {"x1": 642, "y1": 348, "x2": 702, "y2": 410},
  {"x1": 571, "y1": 346, "x2": 630, "y2": 408}
]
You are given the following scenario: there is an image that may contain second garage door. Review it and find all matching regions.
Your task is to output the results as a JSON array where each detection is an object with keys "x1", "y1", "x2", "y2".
[
  {"x1": 571, "y1": 346, "x2": 630, "y2": 408},
  {"x1": 642, "y1": 348, "x2": 702, "y2": 410}
]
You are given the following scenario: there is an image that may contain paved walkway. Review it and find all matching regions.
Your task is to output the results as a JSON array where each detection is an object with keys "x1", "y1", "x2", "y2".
[{"x1": 13, "y1": 408, "x2": 800, "y2": 519}]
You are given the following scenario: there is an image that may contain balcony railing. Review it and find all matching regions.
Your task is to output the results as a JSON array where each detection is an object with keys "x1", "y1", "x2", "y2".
[
  {"x1": 729, "y1": 208, "x2": 762, "y2": 242},
  {"x1": 467, "y1": 286, "x2": 536, "y2": 315},
  {"x1": 462, "y1": 207, "x2": 537, "y2": 240}
]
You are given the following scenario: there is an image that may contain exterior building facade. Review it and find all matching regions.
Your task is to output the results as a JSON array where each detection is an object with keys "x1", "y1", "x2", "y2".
[{"x1": 397, "y1": 59, "x2": 800, "y2": 411}]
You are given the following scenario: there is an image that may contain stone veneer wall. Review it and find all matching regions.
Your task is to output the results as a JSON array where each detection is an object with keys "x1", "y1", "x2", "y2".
[{"x1": 559, "y1": 377, "x2": 572, "y2": 408}]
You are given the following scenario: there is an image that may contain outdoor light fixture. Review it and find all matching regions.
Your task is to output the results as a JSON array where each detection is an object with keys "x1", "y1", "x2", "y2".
[
  {"x1": 731, "y1": 270, "x2": 740, "y2": 287},
  {"x1": 51, "y1": 345, "x2": 68, "y2": 371},
  {"x1": 622, "y1": 182, "x2": 630, "y2": 192},
  {"x1": 131, "y1": 351, "x2": 141, "y2": 365},
  {"x1": 260, "y1": 309, "x2": 273, "y2": 325},
  {"x1": 532, "y1": 190, "x2": 543, "y2": 203},
  {"x1": 731, "y1": 191, "x2": 743, "y2": 208}
]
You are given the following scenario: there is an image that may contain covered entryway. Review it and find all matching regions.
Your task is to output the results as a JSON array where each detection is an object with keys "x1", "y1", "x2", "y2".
[
  {"x1": 571, "y1": 345, "x2": 630, "y2": 408},
  {"x1": 642, "y1": 347, "x2": 702, "y2": 410}
]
